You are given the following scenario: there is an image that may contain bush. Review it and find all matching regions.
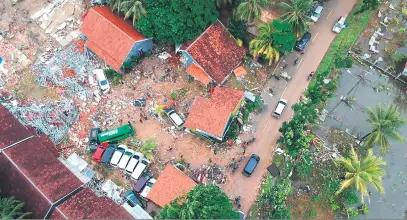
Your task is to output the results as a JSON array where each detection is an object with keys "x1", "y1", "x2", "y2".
[
  {"x1": 121, "y1": 55, "x2": 141, "y2": 73},
  {"x1": 104, "y1": 68, "x2": 123, "y2": 86},
  {"x1": 224, "y1": 119, "x2": 240, "y2": 141},
  {"x1": 169, "y1": 91, "x2": 178, "y2": 100},
  {"x1": 228, "y1": 18, "x2": 249, "y2": 46},
  {"x1": 334, "y1": 56, "x2": 353, "y2": 68}
]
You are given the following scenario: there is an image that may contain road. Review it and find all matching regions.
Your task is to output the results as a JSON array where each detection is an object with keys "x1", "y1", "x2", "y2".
[{"x1": 221, "y1": 0, "x2": 358, "y2": 214}]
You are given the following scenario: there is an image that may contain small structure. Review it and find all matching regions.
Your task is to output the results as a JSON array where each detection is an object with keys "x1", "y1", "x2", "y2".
[
  {"x1": 177, "y1": 20, "x2": 246, "y2": 85},
  {"x1": 233, "y1": 66, "x2": 248, "y2": 78},
  {"x1": 81, "y1": 6, "x2": 152, "y2": 72},
  {"x1": 147, "y1": 164, "x2": 197, "y2": 207},
  {"x1": 184, "y1": 87, "x2": 244, "y2": 141}
]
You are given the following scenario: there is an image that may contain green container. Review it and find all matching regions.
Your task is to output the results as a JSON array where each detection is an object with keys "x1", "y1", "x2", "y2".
[{"x1": 97, "y1": 122, "x2": 135, "y2": 143}]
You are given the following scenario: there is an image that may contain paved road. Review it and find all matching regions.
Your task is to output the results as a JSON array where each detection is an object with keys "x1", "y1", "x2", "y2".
[{"x1": 221, "y1": 0, "x2": 358, "y2": 214}]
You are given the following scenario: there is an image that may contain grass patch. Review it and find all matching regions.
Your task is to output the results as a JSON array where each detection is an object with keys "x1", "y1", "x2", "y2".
[{"x1": 104, "y1": 68, "x2": 123, "y2": 86}]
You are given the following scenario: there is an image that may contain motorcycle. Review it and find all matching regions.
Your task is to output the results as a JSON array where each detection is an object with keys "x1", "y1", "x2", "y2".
[
  {"x1": 294, "y1": 57, "x2": 299, "y2": 65},
  {"x1": 308, "y1": 71, "x2": 314, "y2": 81},
  {"x1": 281, "y1": 63, "x2": 288, "y2": 70},
  {"x1": 242, "y1": 137, "x2": 256, "y2": 147}
]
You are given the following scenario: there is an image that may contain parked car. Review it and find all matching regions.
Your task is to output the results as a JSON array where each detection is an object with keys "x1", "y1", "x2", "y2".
[
  {"x1": 89, "y1": 127, "x2": 101, "y2": 152},
  {"x1": 140, "y1": 178, "x2": 156, "y2": 198},
  {"x1": 166, "y1": 110, "x2": 184, "y2": 129},
  {"x1": 94, "y1": 69, "x2": 110, "y2": 94},
  {"x1": 124, "y1": 190, "x2": 143, "y2": 208},
  {"x1": 310, "y1": 6, "x2": 323, "y2": 22},
  {"x1": 125, "y1": 152, "x2": 144, "y2": 174},
  {"x1": 272, "y1": 98, "x2": 288, "y2": 118},
  {"x1": 134, "y1": 98, "x2": 146, "y2": 107},
  {"x1": 110, "y1": 145, "x2": 128, "y2": 167},
  {"x1": 243, "y1": 154, "x2": 260, "y2": 177},
  {"x1": 294, "y1": 32, "x2": 312, "y2": 51},
  {"x1": 131, "y1": 158, "x2": 150, "y2": 180},
  {"x1": 119, "y1": 149, "x2": 135, "y2": 170},
  {"x1": 332, "y1": 16, "x2": 347, "y2": 33},
  {"x1": 101, "y1": 144, "x2": 117, "y2": 164},
  {"x1": 133, "y1": 176, "x2": 150, "y2": 194},
  {"x1": 92, "y1": 142, "x2": 108, "y2": 162}
]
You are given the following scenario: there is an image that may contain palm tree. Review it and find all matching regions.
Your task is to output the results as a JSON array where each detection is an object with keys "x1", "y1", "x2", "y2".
[
  {"x1": 108, "y1": 0, "x2": 124, "y2": 14},
  {"x1": 279, "y1": 0, "x2": 313, "y2": 36},
  {"x1": 0, "y1": 196, "x2": 31, "y2": 219},
  {"x1": 362, "y1": 104, "x2": 406, "y2": 154},
  {"x1": 236, "y1": 0, "x2": 270, "y2": 23},
  {"x1": 249, "y1": 22, "x2": 280, "y2": 65},
  {"x1": 216, "y1": 0, "x2": 232, "y2": 8},
  {"x1": 120, "y1": 0, "x2": 147, "y2": 25},
  {"x1": 335, "y1": 147, "x2": 386, "y2": 203}
]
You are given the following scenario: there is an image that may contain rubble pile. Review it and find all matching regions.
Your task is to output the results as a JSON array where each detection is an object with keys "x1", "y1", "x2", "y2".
[
  {"x1": 31, "y1": 45, "x2": 99, "y2": 99},
  {"x1": 191, "y1": 164, "x2": 227, "y2": 185},
  {"x1": 4, "y1": 99, "x2": 79, "y2": 144}
]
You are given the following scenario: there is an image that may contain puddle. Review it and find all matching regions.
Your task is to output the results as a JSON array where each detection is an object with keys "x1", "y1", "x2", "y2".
[{"x1": 321, "y1": 64, "x2": 407, "y2": 218}]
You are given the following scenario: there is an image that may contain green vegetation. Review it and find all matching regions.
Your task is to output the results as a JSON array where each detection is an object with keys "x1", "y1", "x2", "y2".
[
  {"x1": 121, "y1": 55, "x2": 141, "y2": 73},
  {"x1": 335, "y1": 146, "x2": 386, "y2": 203},
  {"x1": 279, "y1": 0, "x2": 313, "y2": 36},
  {"x1": 224, "y1": 119, "x2": 241, "y2": 141},
  {"x1": 169, "y1": 87, "x2": 189, "y2": 100},
  {"x1": 257, "y1": 176, "x2": 292, "y2": 219},
  {"x1": 159, "y1": 184, "x2": 239, "y2": 219},
  {"x1": 120, "y1": 0, "x2": 146, "y2": 25},
  {"x1": 360, "y1": 0, "x2": 380, "y2": 13},
  {"x1": 216, "y1": 0, "x2": 232, "y2": 8},
  {"x1": 228, "y1": 18, "x2": 249, "y2": 46},
  {"x1": 236, "y1": 0, "x2": 270, "y2": 22},
  {"x1": 136, "y1": 0, "x2": 218, "y2": 43},
  {"x1": 363, "y1": 104, "x2": 406, "y2": 154},
  {"x1": 0, "y1": 196, "x2": 31, "y2": 219},
  {"x1": 104, "y1": 68, "x2": 123, "y2": 86},
  {"x1": 141, "y1": 137, "x2": 159, "y2": 160}
]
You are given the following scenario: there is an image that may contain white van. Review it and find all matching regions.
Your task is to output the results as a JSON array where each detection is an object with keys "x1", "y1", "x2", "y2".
[
  {"x1": 94, "y1": 69, "x2": 110, "y2": 94},
  {"x1": 166, "y1": 110, "x2": 184, "y2": 129},
  {"x1": 272, "y1": 99, "x2": 288, "y2": 118},
  {"x1": 110, "y1": 145, "x2": 128, "y2": 167},
  {"x1": 311, "y1": 6, "x2": 323, "y2": 22},
  {"x1": 125, "y1": 152, "x2": 144, "y2": 174},
  {"x1": 332, "y1": 16, "x2": 347, "y2": 33},
  {"x1": 131, "y1": 158, "x2": 150, "y2": 180},
  {"x1": 118, "y1": 149, "x2": 135, "y2": 170}
]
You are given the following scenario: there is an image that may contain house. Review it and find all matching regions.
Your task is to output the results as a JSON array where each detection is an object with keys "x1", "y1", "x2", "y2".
[
  {"x1": 177, "y1": 20, "x2": 246, "y2": 85},
  {"x1": 147, "y1": 164, "x2": 197, "y2": 207},
  {"x1": 0, "y1": 105, "x2": 132, "y2": 219},
  {"x1": 80, "y1": 6, "x2": 152, "y2": 72},
  {"x1": 184, "y1": 87, "x2": 244, "y2": 141}
]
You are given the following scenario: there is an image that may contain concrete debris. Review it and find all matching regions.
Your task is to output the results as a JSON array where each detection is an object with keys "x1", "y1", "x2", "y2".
[
  {"x1": 3, "y1": 99, "x2": 79, "y2": 144},
  {"x1": 191, "y1": 164, "x2": 227, "y2": 185},
  {"x1": 31, "y1": 45, "x2": 99, "y2": 99}
]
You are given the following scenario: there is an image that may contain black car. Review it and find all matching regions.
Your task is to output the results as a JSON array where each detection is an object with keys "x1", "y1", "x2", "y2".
[
  {"x1": 101, "y1": 144, "x2": 117, "y2": 164},
  {"x1": 89, "y1": 128, "x2": 101, "y2": 152},
  {"x1": 294, "y1": 32, "x2": 312, "y2": 51},
  {"x1": 124, "y1": 190, "x2": 143, "y2": 208},
  {"x1": 243, "y1": 154, "x2": 260, "y2": 177}
]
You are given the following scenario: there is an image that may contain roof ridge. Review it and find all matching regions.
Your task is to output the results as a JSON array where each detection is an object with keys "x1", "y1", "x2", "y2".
[{"x1": 92, "y1": 7, "x2": 140, "y2": 44}]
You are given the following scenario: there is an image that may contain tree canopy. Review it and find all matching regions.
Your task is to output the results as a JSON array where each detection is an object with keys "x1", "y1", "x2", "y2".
[
  {"x1": 0, "y1": 196, "x2": 31, "y2": 219},
  {"x1": 135, "y1": 0, "x2": 219, "y2": 44},
  {"x1": 159, "y1": 184, "x2": 239, "y2": 219},
  {"x1": 270, "y1": 19, "x2": 296, "y2": 53}
]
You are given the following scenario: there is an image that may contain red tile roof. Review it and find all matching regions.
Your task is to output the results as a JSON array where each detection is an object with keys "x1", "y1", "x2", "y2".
[
  {"x1": 0, "y1": 106, "x2": 34, "y2": 149},
  {"x1": 57, "y1": 188, "x2": 133, "y2": 219},
  {"x1": 186, "y1": 63, "x2": 212, "y2": 85},
  {"x1": 4, "y1": 135, "x2": 83, "y2": 202},
  {"x1": 233, "y1": 66, "x2": 248, "y2": 77},
  {"x1": 184, "y1": 87, "x2": 244, "y2": 138},
  {"x1": 81, "y1": 6, "x2": 146, "y2": 71},
  {"x1": 147, "y1": 164, "x2": 196, "y2": 207},
  {"x1": 184, "y1": 21, "x2": 246, "y2": 84}
]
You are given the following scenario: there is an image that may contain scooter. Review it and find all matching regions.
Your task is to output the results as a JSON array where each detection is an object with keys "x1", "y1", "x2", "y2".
[
  {"x1": 308, "y1": 71, "x2": 314, "y2": 81},
  {"x1": 281, "y1": 63, "x2": 288, "y2": 70},
  {"x1": 294, "y1": 57, "x2": 299, "y2": 65}
]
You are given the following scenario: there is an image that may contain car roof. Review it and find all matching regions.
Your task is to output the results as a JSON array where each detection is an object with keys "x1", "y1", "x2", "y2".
[
  {"x1": 169, "y1": 112, "x2": 184, "y2": 126},
  {"x1": 279, "y1": 98, "x2": 288, "y2": 104},
  {"x1": 275, "y1": 103, "x2": 286, "y2": 114},
  {"x1": 244, "y1": 157, "x2": 258, "y2": 172},
  {"x1": 314, "y1": 6, "x2": 323, "y2": 13}
]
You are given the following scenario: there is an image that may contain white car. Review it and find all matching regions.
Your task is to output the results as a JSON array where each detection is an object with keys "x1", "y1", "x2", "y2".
[
  {"x1": 166, "y1": 110, "x2": 184, "y2": 129},
  {"x1": 140, "y1": 178, "x2": 156, "y2": 198},
  {"x1": 332, "y1": 16, "x2": 347, "y2": 33},
  {"x1": 272, "y1": 98, "x2": 288, "y2": 118},
  {"x1": 118, "y1": 149, "x2": 135, "y2": 170},
  {"x1": 125, "y1": 152, "x2": 144, "y2": 174},
  {"x1": 110, "y1": 145, "x2": 128, "y2": 167},
  {"x1": 310, "y1": 6, "x2": 323, "y2": 22},
  {"x1": 131, "y1": 158, "x2": 150, "y2": 180},
  {"x1": 94, "y1": 69, "x2": 110, "y2": 94}
]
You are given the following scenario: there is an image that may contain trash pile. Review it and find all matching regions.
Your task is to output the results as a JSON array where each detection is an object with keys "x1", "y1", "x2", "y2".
[
  {"x1": 31, "y1": 45, "x2": 99, "y2": 99},
  {"x1": 191, "y1": 164, "x2": 227, "y2": 185}
]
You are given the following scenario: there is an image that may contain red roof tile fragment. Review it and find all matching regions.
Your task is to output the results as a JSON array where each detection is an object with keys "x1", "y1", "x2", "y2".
[
  {"x1": 184, "y1": 87, "x2": 244, "y2": 138},
  {"x1": 233, "y1": 66, "x2": 247, "y2": 77},
  {"x1": 185, "y1": 21, "x2": 246, "y2": 83},
  {"x1": 147, "y1": 164, "x2": 196, "y2": 207}
]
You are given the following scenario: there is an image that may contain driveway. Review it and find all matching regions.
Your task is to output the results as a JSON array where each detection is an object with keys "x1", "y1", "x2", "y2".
[{"x1": 221, "y1": 0, "x2": 358, "y2": 214}]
